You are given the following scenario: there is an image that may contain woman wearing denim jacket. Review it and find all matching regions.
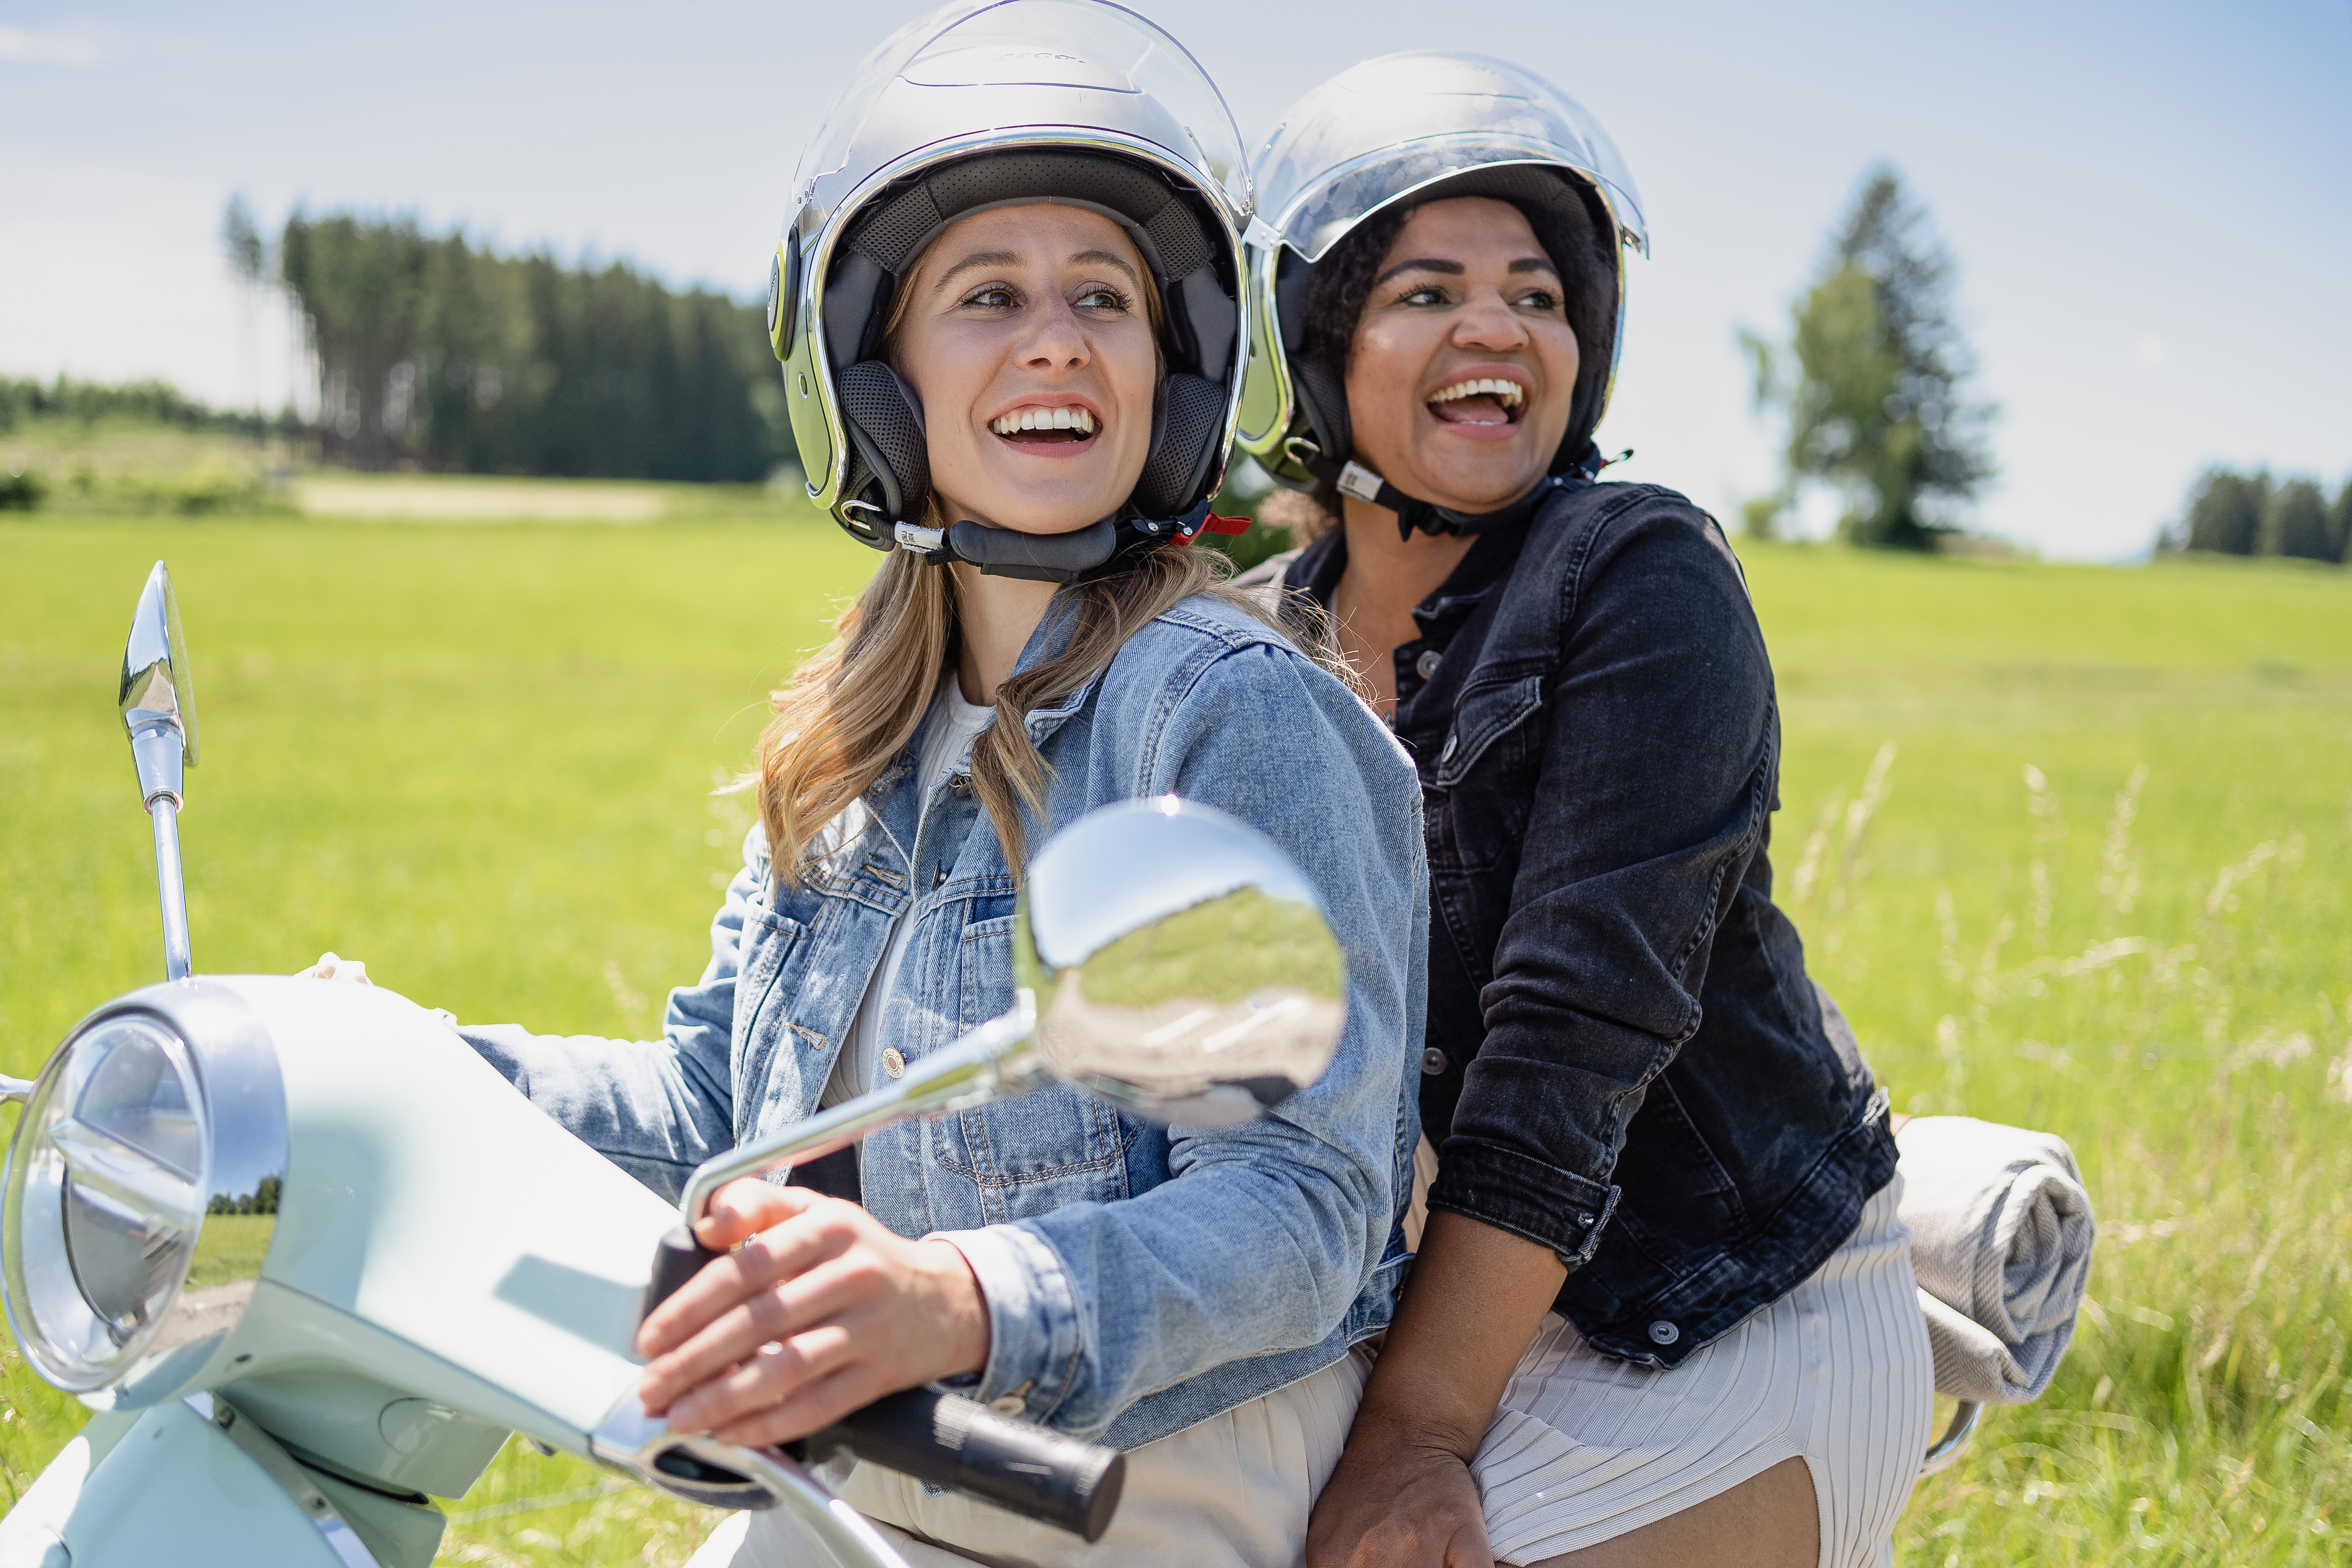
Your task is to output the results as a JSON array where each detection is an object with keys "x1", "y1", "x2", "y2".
[
  {"x1": 443, "y1": 9, "x2": 1423, "y2": 1565},
  {"x1": 1234, "y1": 57, "x2": 1934, "y2": 1568}
]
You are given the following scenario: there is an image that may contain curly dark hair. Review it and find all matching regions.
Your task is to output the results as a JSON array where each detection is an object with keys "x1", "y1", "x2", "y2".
[{"x1": 1302, "y1": 204, "x2": 1416, "y2": 397}]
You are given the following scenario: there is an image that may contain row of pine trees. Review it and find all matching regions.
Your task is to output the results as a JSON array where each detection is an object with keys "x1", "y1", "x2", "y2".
[
  {"x1": 241, "y1": 202, "x2": 784, "y2": 482},
  {"x1": 2163, "y1": 468, "x2": 2352, "y2": 565}
]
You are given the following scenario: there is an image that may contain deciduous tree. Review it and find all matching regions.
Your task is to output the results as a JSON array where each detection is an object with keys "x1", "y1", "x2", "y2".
[{"x1": 1742, "y1": 167, "x2": 1995, "y2": 549}]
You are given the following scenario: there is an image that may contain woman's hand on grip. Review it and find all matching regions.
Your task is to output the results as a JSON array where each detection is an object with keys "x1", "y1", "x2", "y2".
[{"x1": 635, "y1": 1178, "x2": 991, "y2": 1447}]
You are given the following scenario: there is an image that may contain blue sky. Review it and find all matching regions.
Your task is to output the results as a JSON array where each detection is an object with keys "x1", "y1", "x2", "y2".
[{"x1": 4, "y1": 0, "x2": 2347, "y2": 558}]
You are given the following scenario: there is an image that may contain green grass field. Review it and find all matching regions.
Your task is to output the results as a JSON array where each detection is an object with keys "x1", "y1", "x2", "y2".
[{"x1": 1, "y1": 491, "x2": 2347, "y2": 1565}]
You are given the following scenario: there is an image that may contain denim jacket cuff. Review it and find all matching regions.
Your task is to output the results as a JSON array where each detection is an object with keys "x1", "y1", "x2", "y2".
[
  {"x1": 1425, "y1": 1138, "x2": 1621, "y2": 1269},
  {"x1": 934, "y1": 1224, "x2": 1083, "y2": 1422}
]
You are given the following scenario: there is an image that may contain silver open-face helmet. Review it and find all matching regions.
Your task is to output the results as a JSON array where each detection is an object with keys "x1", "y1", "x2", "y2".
[
  {"x1": 1234, "y1": 54, "x2": 1647, "y2": 532},
  {"x1": 771, "y1": 0, "x2": 1254, "y2": 579}
]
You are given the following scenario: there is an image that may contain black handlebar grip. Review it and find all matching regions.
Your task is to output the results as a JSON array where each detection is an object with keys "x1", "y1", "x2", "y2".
[
  {"x1": 639, "y1": 1223, "x2": 724, "y2": 1325},
  {"x1": 805, "y1": 1388, "x2": 1125, "y2": 1541}
]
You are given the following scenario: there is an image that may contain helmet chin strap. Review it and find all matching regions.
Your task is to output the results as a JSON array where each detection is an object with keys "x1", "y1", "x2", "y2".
[
  {"x1": 1310, "y1": 452, "x2": 1598, "y2": 542},
  {"x1": 891, "y1": 506, "x2": 1221, "y2": 584}
]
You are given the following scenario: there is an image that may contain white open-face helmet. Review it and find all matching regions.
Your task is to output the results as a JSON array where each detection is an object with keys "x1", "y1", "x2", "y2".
[
  {"x1": 771, "y1": 0, "x2": 1254, "y2": 579},
  {"x1": 1235, "y1": 54, "x2": 1647, "y2": 532}
]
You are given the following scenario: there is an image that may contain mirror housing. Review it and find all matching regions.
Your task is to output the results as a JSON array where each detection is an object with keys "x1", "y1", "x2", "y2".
[
  {"x1": 1017, "y1": 797, "x2": 1345, "y2": 1125},
  {"x1": 120, "y1": 561, "x2": 198, "y2": 809}
]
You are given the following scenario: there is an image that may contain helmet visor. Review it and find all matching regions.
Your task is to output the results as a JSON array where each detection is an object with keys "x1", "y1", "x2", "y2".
[
  {"x1": 1254, "y1": 53, "x2": 1645, "y2": 261},
  {"x1": 795, "y1": 0, "x2": 1249, "y2": 225}
]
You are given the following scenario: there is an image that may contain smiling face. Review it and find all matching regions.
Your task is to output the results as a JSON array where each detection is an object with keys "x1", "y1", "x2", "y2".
[
  {"x1": 890, "y1": 203, "x2": 1160, "y2": 535},
  {"x1": 1342, "y1": 196, "x2": 1579, "y2": 514}
]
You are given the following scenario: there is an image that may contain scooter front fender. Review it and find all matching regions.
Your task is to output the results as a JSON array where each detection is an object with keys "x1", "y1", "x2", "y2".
[{"x1": 0, "y1": 1395, "x2": 435, "y2": 1568}]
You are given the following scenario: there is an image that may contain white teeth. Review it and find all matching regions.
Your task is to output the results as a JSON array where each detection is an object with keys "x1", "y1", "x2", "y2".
[
  {"x1": 1429, "y1": 377, "x2": 1525, "y2": 408},
  {"x1": 990, "y1": 407, "x2": 1098, "y2": 436}
]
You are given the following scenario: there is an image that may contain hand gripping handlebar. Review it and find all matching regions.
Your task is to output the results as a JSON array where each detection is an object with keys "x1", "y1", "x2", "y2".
[{"x1": 638, "y1": 1224, "x2": 1126, "y2": 1541}]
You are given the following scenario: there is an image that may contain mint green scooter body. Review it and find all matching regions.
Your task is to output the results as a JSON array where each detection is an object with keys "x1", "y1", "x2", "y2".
[
  {"x1": 0, "y1": 976, "x2": 680, "y2": 1567},
  {"x1": 7, "y1": 1405, "x2": 347, "y2": 1567}
]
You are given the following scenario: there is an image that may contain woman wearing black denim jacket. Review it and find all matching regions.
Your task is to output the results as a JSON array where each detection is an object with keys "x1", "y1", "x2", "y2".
[{"x1": 1237, "y1": 55, "x2": 1934, "y2": 1568}]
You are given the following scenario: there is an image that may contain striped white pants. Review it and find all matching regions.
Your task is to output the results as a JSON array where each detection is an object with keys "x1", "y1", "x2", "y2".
[{"x1": 1473, "y1": 1176, "x2": 1935, "y2": 1566}]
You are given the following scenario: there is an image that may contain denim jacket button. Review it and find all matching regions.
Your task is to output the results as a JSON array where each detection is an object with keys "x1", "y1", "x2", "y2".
[
  {"x1": 1647, "y1": 1320, "x2": 1679, "y2": 1346},
  {"x1": 1439, "y1": 733, "x2": 1459, "y2": 763},
  {"x1": 1421, "y1": 1047, "x2": 1449, "y2": 1076},
  {"x1": 932, "y1": 866, "x2": 947, "y2": 888},
  {"x1": 1415, "y1": 649, "x2": 1443, "y2": 680},
  {"x1": 1578, "y1": 1212, "x2": 1596, "y2": 1227},
  {"x1": 881, "y1": 1047, "x2": 906, "y2": 1079}
]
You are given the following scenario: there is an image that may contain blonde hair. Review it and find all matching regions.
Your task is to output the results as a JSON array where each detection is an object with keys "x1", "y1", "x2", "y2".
[{"x1": 752, "y1": 212, "x2": 1330, "y2": 879}]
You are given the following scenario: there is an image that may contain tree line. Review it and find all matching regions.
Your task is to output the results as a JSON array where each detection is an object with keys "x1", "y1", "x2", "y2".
[
  {"x1": 237, "y1": 198, "x2": 786, "y2": 481},
  {"x1": 207, "y1": 1175, "x2": 281, "y2": 1216},
  {"x1": 2160, "y1": 468, "x2": 2350, "y2": 565},
  {"x1": 0, "y1": 375, "x2": 274, "y2": 437}
]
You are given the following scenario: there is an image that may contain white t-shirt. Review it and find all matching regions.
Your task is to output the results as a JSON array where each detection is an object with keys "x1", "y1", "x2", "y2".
[{"x1": 820, "y1": 671, "x2": 998, "y2": 1109}]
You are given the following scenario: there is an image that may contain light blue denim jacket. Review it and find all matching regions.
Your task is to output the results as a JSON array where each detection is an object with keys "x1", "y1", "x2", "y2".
[{"x1": 464, "y1": 591, "x2": 1427, "y2": 1448}]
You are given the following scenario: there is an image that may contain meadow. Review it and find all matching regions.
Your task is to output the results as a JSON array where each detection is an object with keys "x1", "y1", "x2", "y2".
[{"x1": 0, "y1": 489, "x2": 2345, "y2": 1566}]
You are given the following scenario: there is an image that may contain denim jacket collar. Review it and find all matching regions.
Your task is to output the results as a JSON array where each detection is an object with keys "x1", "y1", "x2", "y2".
[{"x1": 1011, "y1": 592, "x2": 1109, "y2": 748}]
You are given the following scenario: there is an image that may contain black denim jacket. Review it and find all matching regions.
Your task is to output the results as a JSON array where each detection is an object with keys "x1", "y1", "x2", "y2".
[{"x1": 1277, "y1": 479, "x2": 1896, "y2": 1368}]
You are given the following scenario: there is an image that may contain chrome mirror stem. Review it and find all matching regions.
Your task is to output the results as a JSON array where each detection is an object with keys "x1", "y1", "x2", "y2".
[
  {"x1": 678, "y1": 996, "x2": 1043, "y2": 1225},
  {"x1": 150, "y1": 799, "x2": 194, "y2": 982}
]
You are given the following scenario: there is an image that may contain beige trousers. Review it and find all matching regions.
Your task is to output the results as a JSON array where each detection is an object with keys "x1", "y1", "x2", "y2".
[{"x1": 684, "y1": 1351, "x2": 1367, "y2": 1568}]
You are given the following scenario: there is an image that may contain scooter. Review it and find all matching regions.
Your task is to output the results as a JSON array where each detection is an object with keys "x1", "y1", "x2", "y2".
[{"x1": 0, "y1": 563, "x2": 1351, "y2": 1568}]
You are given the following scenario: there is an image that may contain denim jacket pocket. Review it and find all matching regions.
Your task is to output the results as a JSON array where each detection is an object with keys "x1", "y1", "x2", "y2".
[
  {"x1": 932, "y1": 1091, "x2": 1138, "y2": 1224},
  {"x1": 956, "y1": 891, "x2": 1020, "y2": 1029},
  {"x1": 1431, "y1": 673, "x2": 1544, "y2": 788},
  {"x1": 734, "y1": 900, "x2": 824, "y2": 1116},
  {"x1": 936, "y1": 891, "x2": 1134, "y2": 1218}
]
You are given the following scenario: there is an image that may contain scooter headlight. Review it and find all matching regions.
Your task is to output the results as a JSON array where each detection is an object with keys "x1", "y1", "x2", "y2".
[{"x1": 4, "y1": 988, "x2": 285, "y2": 1401}]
